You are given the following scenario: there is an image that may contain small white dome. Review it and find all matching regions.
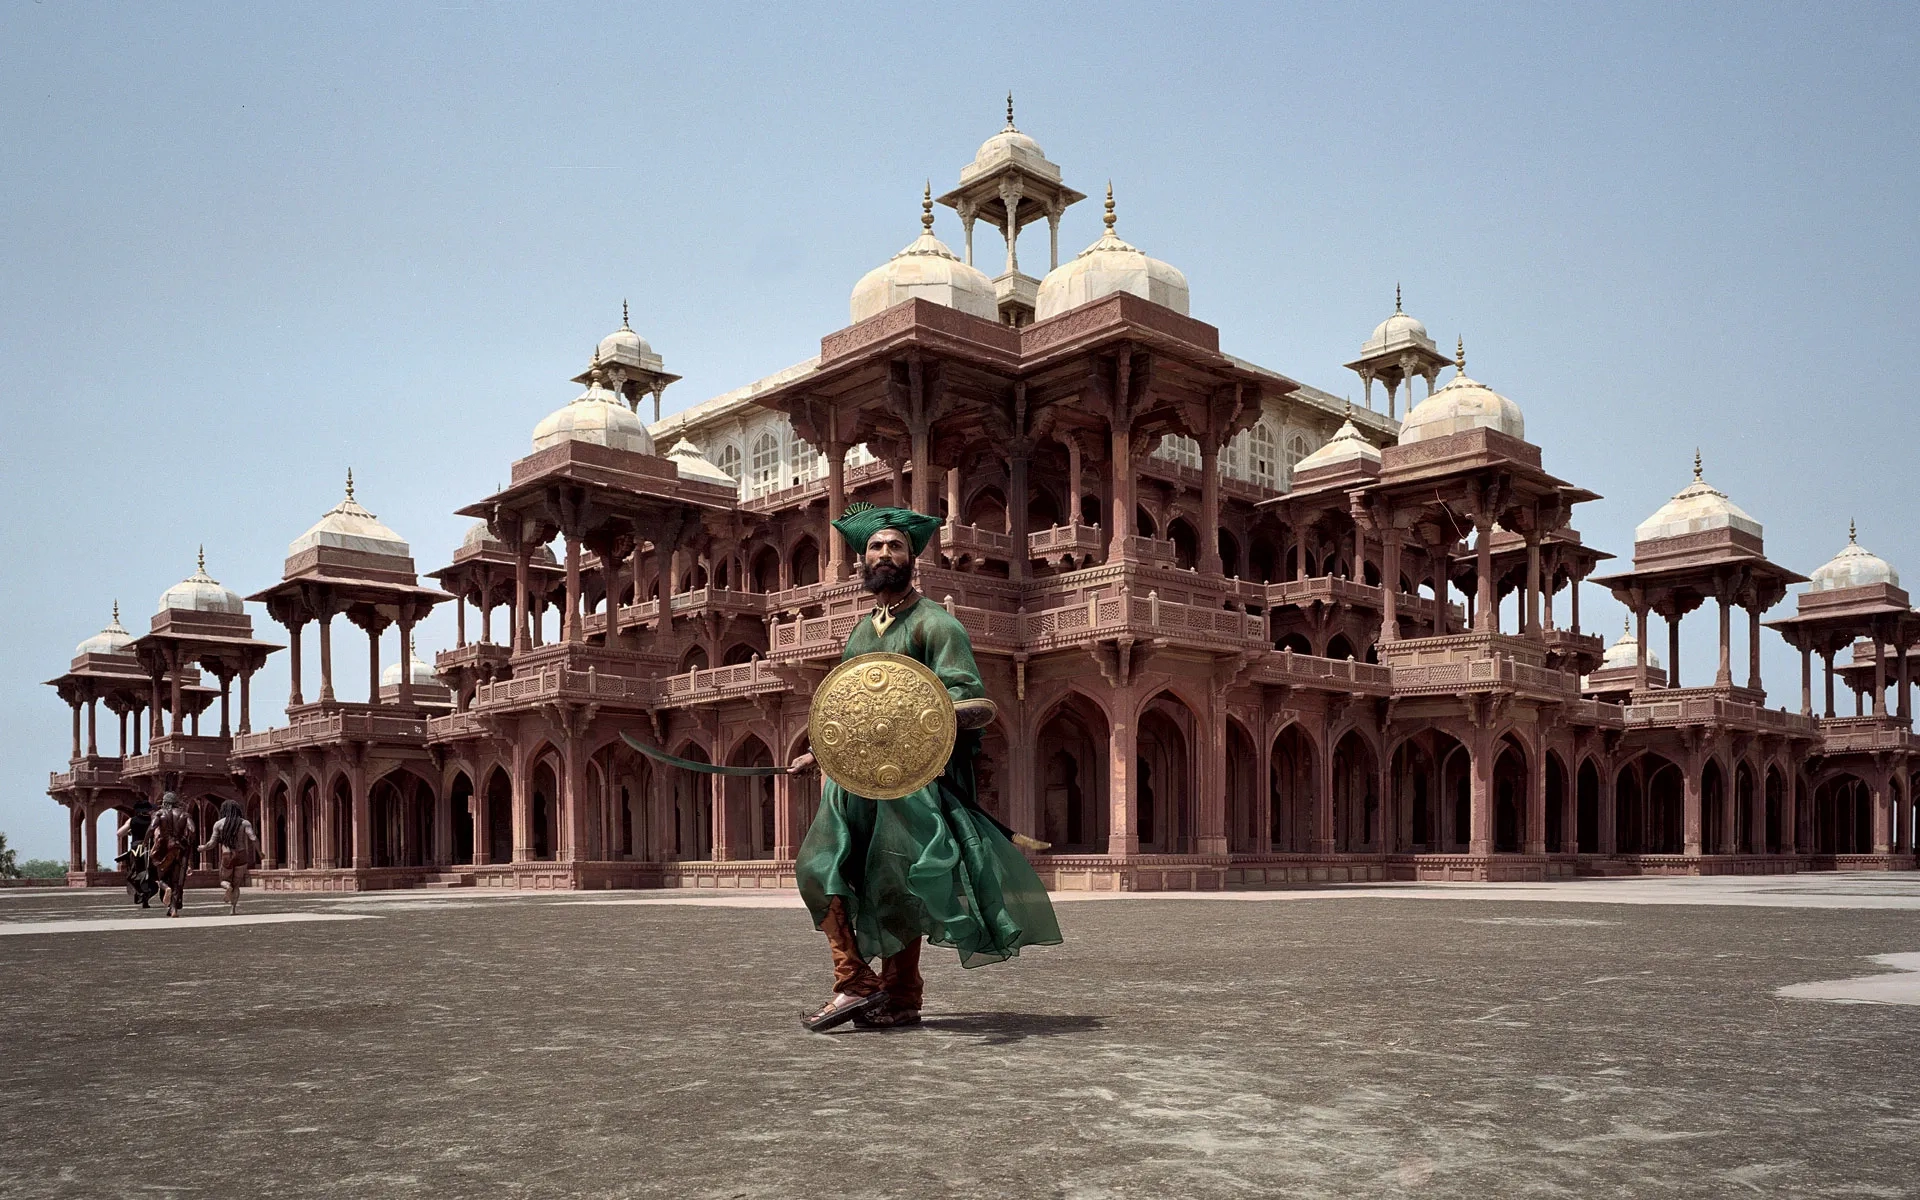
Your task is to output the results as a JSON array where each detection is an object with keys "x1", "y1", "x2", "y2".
[
  {"x1": 1293, "y1": 416, "x2": 1381, "y2": 473},
  {"x1": 533, "y1": 365, "x2": 654, "y2": 456},
  {"x1": 459, "y1": 518, "x2": 556, "y2": 564},
  {"x1": 1362, "y1": 293, "x2": 1435, "y2": 355},
  {"x1": 850, "y1": 192, "x2": 998, "y2": 324},
  {"x1": 667, "y1": 438, "x2": 737, "y2": 487},
  {"x1": 1601, "y1": 620, "x2": 1661, "y2": 670},
  {"x1": 76, "y1": 605, "x2": 132, "y2": 656},
  {"x1": 961, "y1": 106, "x2": 1057, "y2": 183},
  {"x1": 158, "y1": 553, "x2": 244, "y2": 616},
  {"x1": 288, "y1": 477, "x2": 410, "y2": 559},
  {"x1": 1810, "y1": 529, "x2": 1899, "y2": 592},
  {"x1": 597, "y1": 326, "x2": 651, "y2": 368},
  {"x1": 381, "y1": 656, "x2": 439, "y2": 687},
  {"x1": 1635, "y1": 460, "x2": 1762, "y2": 543},
  {"x1": 1034, "y1": 186, "x2": 1188, "y2": 321},
  {"x1": 1397, "y1": 349, "x2": 1524, "y2": 446}
]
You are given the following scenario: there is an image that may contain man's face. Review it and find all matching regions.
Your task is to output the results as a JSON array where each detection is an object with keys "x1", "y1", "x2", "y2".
[{"x1": 861, "y1": 528, "x2": 914, "y2": 593}]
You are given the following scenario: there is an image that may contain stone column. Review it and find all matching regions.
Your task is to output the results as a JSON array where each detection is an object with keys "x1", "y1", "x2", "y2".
[
  {"x1": 1063, "y1": 435, "x2": 1084, "y2": 528},
  {"x1": 68, "y1": 701, "x2": 80, "y2": 760},
  {"x1": 825, "y1": 440, "x2": 849, "y2": 581},
  {"x1": 86, "y1": 696, "x2": 98, "y2": 757},
  {"x1": 1474, "y1": 517, "x2": 1496, "y2": 634},
  {"x1": 1800, "y1": 643, "x2": 1813, "y2": 715},
  {"x1": 710, "y1": 771, "x2": 730, "y2": 862},
  {"x1": 68, "y1": 805, "x2": 82, "y2": 872},
  {"x1": 1198, "y1": 437, "x2": 1223, "y2": 575},
  {"x1": 1108, "y1": 425, "x2": 1135, "y2": 561},
  {"x1": 351, "y1": 767, "x2": 372, "y2": 870},
  {"x1": 1872, "y1": 775, "x2": 1892, "y2": 854},
  {"x1": 1872, "y1": 632, "x2": 1888, "y2": 717},
  {"x1": 1598, "y1": 761, "x2": 1618, "y2": 855},
  {"x1": 1380, "y1": 531, "x2": 1403, "y2": 643},
  {"x1": 1715, "y1": 589, "x2": 1733, "y2": 688},
  {"x1": 238, "y1": 668, "x2": 252, "y2": 735},
  {"x1": 1008, "y1": 445, "x2": 1031, "y2": 581},
  {"x1": 1899, "y1": 642, "x2": 1912, "y2": 722},
  {"x1": 217, "y1": 676, "x2": 230, "y2": 738},
  {"x1": 1683, "y1": 765, "x2": 1703, "y2": 857},
  {"x1": 1524, "y1": 532, "x2": 1541, "y2": 635},
  {"x1": 472, "y1": 782, "x2": 491, "y2": 867},
  {"x1": 84, "y1": 806, "x2": 98, "y2": 873},
  {"x1": 367, "y1": 625, "x2": 381, "y2": 705},
  {"x1": 1526, "y1": 744, "x2": 1547, "y2": 855},
  {"x1": 455, "y1": 594, "x2": 466, "y2": 647},
  {"x1": 563, "y1": 536, "x2": 582, "y2": 643},
  {"x1": 772, "y1": 771, "x2": 795, "y2": 860},
  {"x1": 511, "y1": 743, "x2": 534, "y2": 863},
  {"x1": 1669, "y1": 612, "x2": 1682, "y2": 689},
  {"x1": 1468, "y1": 738, "x2": 1493, "y2": 856},
  {"x1": 319, "y1": 612, "x2": 336, "y2": 702},
  {"x1": 397, "y1": 620, "x2": 415, "y2": 708},
  {"x1": 1747, "y1": 604, "x2": 1763, "y2": 691},
  {"x1": 1198, "y1": 699, "x2": 1228, "y2": 855},
  {"x1": 1314, "y1": 730, "x2": 1337, "y2": 855},
  {"x1": 1255, "y1": 726, "x2": 1273, "y2": 854},
  {"x1": 168, "y1": 648, "x2": 184, "y2": 736},
  {"x1": 1107, "y1": 697, "x2": 1139, "y2": 856},
  {"x1": 1823, "y1": 649, "x2": 1835, "y2": 718},
  {"x1": 514, "y1": 540, "x2": 532, "y2": 652}
]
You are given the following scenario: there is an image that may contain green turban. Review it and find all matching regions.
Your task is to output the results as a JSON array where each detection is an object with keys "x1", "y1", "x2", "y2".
[{"x1": 831, "y1": 502, "x2": 943, "y2": 557}]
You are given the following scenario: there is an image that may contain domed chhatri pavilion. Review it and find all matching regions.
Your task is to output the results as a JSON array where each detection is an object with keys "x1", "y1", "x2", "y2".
[{"x1": 46, "y1": 106, "x2": 1918, "y2": 889}]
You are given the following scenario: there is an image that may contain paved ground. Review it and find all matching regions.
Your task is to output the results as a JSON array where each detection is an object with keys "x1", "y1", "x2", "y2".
[{"x1": 2, "y1": 876, "x2": 1918, "y2": 1199}]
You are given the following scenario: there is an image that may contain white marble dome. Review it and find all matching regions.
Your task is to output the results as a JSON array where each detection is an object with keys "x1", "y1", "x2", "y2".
[
  {"x1": 1809, "y1": 530, "x2": 1899, "y2": 592},
  {"x1": 1362, "y1": 293, "x2": 1436, "y2": 355},
  {"x1": 1293, "y1": 416, "x2": 1381, "y2": 473},
  {"x1": 1035, "y1": 186, "x2": 1189, "y2": 321},
  {"x1": 850, "y1": 193, "x2": 998, "y2": 325},
  {"x1": 1601, "y1": 620, "x2": 1661, "y2": 670},
  {"x1": 76, "y1": 606, "x2": 132, "y2": 656},
  {"x1": 288, "y1": 478, "x2": 410, "y2": 560},
  {"x1": 533, "y1": 364, "x2": 654, "y2": 456},
  {"x1": 667, "y1": 438, "x2": 737, "y2": 487},
  {"x1": 381, "y1": 656, "x2": 440, "y2": 687},
  {"x1": 1634, "y1": 461, "x2": 1762, "y2": 543},
  {"x1": 158, "y1": 553, "x2": 244, "y2": 616},
  {"x1": 459, "y1": 519, "x2": 556, "y2": 564},
  {"x1": 1397, "y1": 351, "x2": 1524, "y2": 445}
]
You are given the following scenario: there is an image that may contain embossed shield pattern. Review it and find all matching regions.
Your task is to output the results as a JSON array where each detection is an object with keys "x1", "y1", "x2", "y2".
[{"x1": 808, "y1": 652, "x2": 957, "y2": 800}]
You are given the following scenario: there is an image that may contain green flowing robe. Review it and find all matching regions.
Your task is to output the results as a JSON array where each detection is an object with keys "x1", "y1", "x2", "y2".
[{"x1": 795, "y1": 598, "x2": 1062, "y2": 967}]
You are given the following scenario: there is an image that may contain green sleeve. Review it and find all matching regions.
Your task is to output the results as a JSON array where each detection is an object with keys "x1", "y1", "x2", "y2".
[{"x1": 916, "y1": 607, "x2": 986, "y2": 704}]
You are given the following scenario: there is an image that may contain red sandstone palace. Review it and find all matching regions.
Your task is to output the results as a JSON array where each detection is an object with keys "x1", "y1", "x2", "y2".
[{"x1": 46, "y1": 112, "x2": 1919, "y2": 891}]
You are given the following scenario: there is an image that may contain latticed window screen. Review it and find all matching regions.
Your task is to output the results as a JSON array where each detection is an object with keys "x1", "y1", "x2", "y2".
[
  {"x1": 1223, "y1": 430, "x2": 1246, "y2": 478},
  {"x1": 1283, "y1": 434, "x2": 1311, "y2": 486},
  {"x1": 1156, "y1": 434, "x2": 1201, "y2": 469},
  {"x1": 717, "y1": 444, "x2": 742, "y2": 496},
  {"x1": 791, "y1": 438, "x2": 819, "y2": 484},
  {"x1": 750, "y1": 432, "x2": 781, "y2": 495},
  {"x1": 1250, "y1": 423, "x2": 1278, "y2": 488}
]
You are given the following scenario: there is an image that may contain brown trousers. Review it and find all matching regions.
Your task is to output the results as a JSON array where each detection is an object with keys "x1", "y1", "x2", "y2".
[{"x1": 822, "y1": 897, "x2": 923, "y2": 1010}]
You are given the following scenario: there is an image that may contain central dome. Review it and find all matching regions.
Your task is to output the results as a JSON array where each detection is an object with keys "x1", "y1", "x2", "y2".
[
  {"x1": 849, "y1": 187, "x2": 998, "y2": 324},
  {"x1": 1601, "y1": 619, "x2": 1661, "y2": 670},
  {"x1": 533, "y1": 360, "x2": 654, "y2": 456},
  {"x1": 381, "y1": 656, "x2": 440, "y2": 687},
  {"x1": 76, "y1": 604, "x2": 133, "y2": 656},
  {"x1": 289, "y1": 473, "x2": 411, "y2": 560},
  {"x1": 158, "y1": 551, "x2": 244, "y2": 616},
  {"x1": 1034, "y1": 185, "x2": 1189, "y2": 321},
  {"x1": 1397, "y1": 343, "x2": 1524, "y2": 445},
  {"x1": 1635, "y1": 457, "x2": 1762, "y2": 543},
  {"x1": 1809, "y1": 527, "x2": 1899, "y2": 592}
]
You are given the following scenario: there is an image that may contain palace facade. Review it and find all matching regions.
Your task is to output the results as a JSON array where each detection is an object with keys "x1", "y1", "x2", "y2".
[{"x1": 46, "y1": 111, "x2": 1918, "y2": 890}]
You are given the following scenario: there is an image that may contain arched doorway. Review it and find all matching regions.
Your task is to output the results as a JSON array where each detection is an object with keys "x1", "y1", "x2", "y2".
[
  {"x1": 967, "y1": 486, "x2": 1007, "y2": 532},
  {"x1": 1492, "y1": 737, "x2": 1527, "y2": 853},
  {"x1": 1270, "y1": 725, "x2": 1315, "y2": 852},
  {"x1": 790, "y1": 536, "x2": 820, "y2": 587},
  {"x1": 1701, "y1": 760, "x2": 1726, "y2": 854},
  {"x1": 1168, "y1": 518, "x2": 1199, "y2": 570},
  {"x1": 1037, "y1": 693, "x2": 1109, "y2": 852},
  {"x1": 1576, "y1": 759, "x2": 1601, "y2": 853},
  {"x1": 680, "y1": 646, "x2": 709, "y2": 672},
  {"x1": 1545, "y1": 753, "x2": 1568, "y2": 854},
  {"x1": 1814, "y1": 774, "x2": 1870, "y2": 853},
  {"x1": 749, "y1": 546, "x2": 780, "y2": 593},
  {"x1": 1391, "y1": 731, "x2": 1468, "y2": 852},
  {"x1": 1764, "y1": 766, "x2": 1785, "y2": 853},
  {"x1": 1332, "y1": 730, "x2": 1379, "y2": 852},
  {"x1": 530, "y1": 757, "x2": 559, "y2": 861},
  {"x1": 330, "y1": 777, "x2": 353, "y2": 869},
  {"x1": 1734, "y1": 761, "x2": 1756, "y2": 854},
  {"x1": 1226, "y1": 720, "x2": 1259, "y2": 853},
  {"x1": 725, "y1": 736, "x2": 776, "y2": 859},
  {"x1": 1326, "y1": 634, "x2": 1356, "y2": 661},
  {"x1": 484, "y1": 767, "x2": 513, "y2": 865},
  {"x1": 671, "y1": 742, "x2": 713, "y2": 860},
  {"x1": 449, "y1": 772, "x2": 475, "y2": 865},
  {"x1": 1136, "y1": 694, "x2": 1194, "y2": 853}
]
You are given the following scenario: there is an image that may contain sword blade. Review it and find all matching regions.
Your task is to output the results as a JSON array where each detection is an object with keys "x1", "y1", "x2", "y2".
[{"x1": 619, "y1": 732, "x2": 788, "y2": 776}]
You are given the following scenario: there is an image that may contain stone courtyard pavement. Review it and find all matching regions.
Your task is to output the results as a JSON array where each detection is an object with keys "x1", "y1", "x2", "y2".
[{"x1": 3, "y1": 876, "x2": 1918, "y2": 1199}]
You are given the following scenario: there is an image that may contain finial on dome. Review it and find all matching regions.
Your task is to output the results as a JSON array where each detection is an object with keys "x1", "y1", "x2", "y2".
[
  {"x1": 621, "y1": 299, "x2": 631, "y2": 331},
  {"x1": 588, "y1": 344, "x2": 606, "y2": 387},
  {"x1": 1693, "y1": 448, "x2": 1702, "y2": 482},
  {"x1": 112, "y1": 600, "x2": 120, "y2": 623},
  {"x1": 345, "y1": 467, "x2": 355, "y2": 501},
  {"x1": 1395, "y1": 283, "x2": 1403, "y2": 313},
  {"x1": 1623, "y1": 612, "x2": 1631, "y2": 634},
  {"x1": 197, "y1": 545, "x2": 205, "y2": 573},
  {"x1": 1005, "y1": 92, "x2": 1016, "y2": 131},
  {"x1": 922, "y1": 181, "x2": 934, "y2": 234},
  {"x1": 1455, "y1": 336, "x2": 1465, "y2": 374},
  {"x1": 1849, "y1": 518, "x2": 1857, "y2": 545},
  {"x1": 1103, "y1": 181, "x2": 1116, "y2": 234}
]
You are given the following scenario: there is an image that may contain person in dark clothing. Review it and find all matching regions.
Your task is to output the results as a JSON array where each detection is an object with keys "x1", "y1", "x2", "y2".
[
  {"x1": 115, "y1": 800, "x2": 158, "y2": 908},
  {"x1": 146, "y1": 792, "x2": 196, "y2": 918}
]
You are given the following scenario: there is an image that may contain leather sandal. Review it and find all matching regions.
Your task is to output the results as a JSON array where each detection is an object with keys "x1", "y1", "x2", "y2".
[{"x1": 802, "y1": 990, "x2": 888, "y2": 1033}]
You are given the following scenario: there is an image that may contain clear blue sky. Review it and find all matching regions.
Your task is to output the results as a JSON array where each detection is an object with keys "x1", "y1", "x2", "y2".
[{"x1": 3, "y1": 3, "x2": 1915, "y2": 859}]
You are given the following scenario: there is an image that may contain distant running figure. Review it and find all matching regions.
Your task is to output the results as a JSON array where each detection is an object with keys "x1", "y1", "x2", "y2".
[
  {"x1": 146, "y1": 792, "x2": 197, "y2": 918},
  {"x1": 115, "y1": 799, "x2": 159, "y2": 908},
  {"x1": 198, "y1": 799, "x2": 259, "y2": 916}
]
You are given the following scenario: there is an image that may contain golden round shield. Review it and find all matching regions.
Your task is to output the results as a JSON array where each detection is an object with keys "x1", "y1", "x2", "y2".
[{"x1": 808, "y1": 652, "x2": 956, "y2": 800}]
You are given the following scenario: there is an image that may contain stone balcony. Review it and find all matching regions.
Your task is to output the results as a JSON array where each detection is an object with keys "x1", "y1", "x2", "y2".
[
  {"x1": 471, "y1": 661, "x2": 661, "y2": 712},
  {"x1": 1817, "y1": 714, "x2": 1917, "y2": 754},
  {"x1": 942, "y1": 521, "x2": 1017, "y2": 564},
  {"x1": 1251, "y1": 649, "x2": 1394, "y2": 694},
  {"x1": 49, "y1": 755, "x2": 124, "y2": 793},
  {"x1": 1622, "y1": 687, "x2": 1820, "y2": 736},
  {"x1": 231, "y1": 705, "x2": 431, "y2": 757},
  {"x1": 1029, "y1": 523, "x2": 1105, "y2": 565},
  {"x1": 605, "y1": 586, "x2": 769, "y2": 633},
  {"x1": 435, "y1": 641, "x2": 514, "y2": 679},
  {"x1": 657, "y1": 658, "x2": 790, "y2": 707},
  {"x1": 123, "y1": 735, "x2": 233, "y2": 779}
]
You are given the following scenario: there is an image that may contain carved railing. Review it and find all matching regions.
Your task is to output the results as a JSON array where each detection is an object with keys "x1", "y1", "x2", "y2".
[
  {"x1": 1028, "y1": 523, "x2": 1104, "y2": 561},
  {"x1": 1818, "y1": 714, "x2": 1916, "y2": 753},
  {"x1": 123, "y1": 735, "x2": 232, "y2": 777},
  {"x1": 1391, "y1": 654, "x2": 1581, "y2": 698},
  {"x1": 1623, "y1": 693, "x2": 1821, "y2": 734},
  {"x1": 658, "y1": 659, "x2": 790, "y2": 705},
  {"x1": 48, "y1": 756, "x2": 125, "y2": 793},
  {"x1": 1121, "y1": 534, "x2": 1176, "y2": 565},
  {"x1": 426, "y1": 710, "x2": 487, "y2": 740},
  {"x1": 1251, "y1": 650, "x2": 1394, "y2": 692},
  {"x1": 942, "y1": 522, "x2": 1017, "y2": 561},
  {"x1": 472, "y1": 665, "x2": 660, "y2": 710},
  {"x1": 231, "y1": 710, "x2": 430, "y2": 756}
]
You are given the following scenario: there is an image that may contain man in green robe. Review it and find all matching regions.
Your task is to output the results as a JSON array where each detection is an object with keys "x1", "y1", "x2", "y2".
[{"x1": 791, "y1": 503, "x2": 1061, "y2": 1031}]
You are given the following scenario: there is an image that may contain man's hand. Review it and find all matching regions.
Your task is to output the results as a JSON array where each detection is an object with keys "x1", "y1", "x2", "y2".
[{"x1": 787, "y1": 752, "x2": 817, "y2": 775}]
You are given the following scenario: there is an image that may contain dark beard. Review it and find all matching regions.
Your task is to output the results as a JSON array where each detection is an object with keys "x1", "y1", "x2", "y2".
[{"x1": 861, "y1": 558, "x2": 912, "y2": 593}]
